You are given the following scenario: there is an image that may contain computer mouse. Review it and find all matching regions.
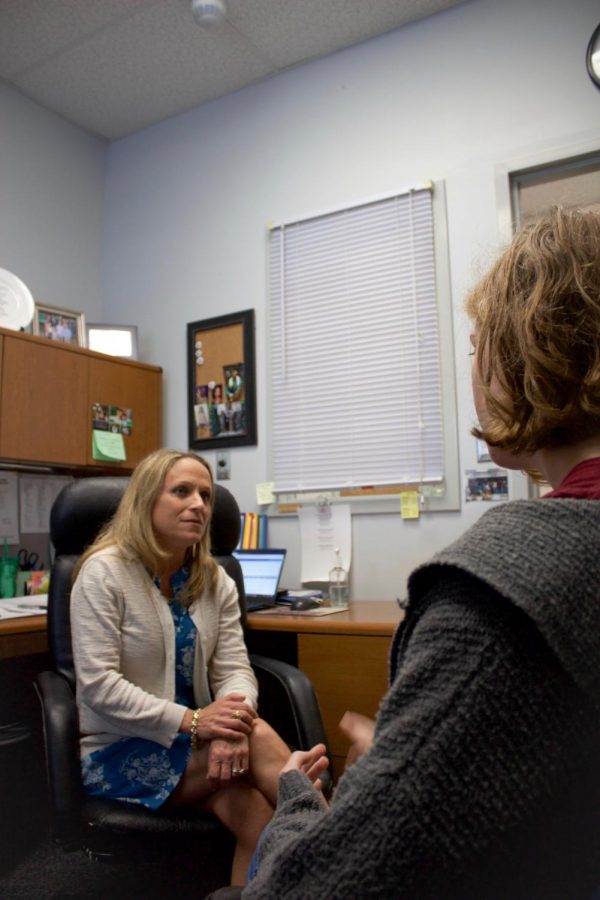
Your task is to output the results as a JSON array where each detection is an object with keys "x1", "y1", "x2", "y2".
[{"x1": 290, "y1": 597, "x2": 321, "y2": 611}]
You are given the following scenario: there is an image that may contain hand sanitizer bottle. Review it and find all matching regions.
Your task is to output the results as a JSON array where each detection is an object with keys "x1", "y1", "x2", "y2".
[{"x1": 328, "y1": 548, "x2": 349, "y2": 607}]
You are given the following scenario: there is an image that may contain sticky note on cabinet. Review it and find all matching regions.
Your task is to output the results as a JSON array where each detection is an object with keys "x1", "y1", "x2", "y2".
[
  {"x1": 92, "y1": 429, "x2": 126, "y2": 462},
  {"x1": 400, "y1": 490, "x2": 420, "y2": 519}
]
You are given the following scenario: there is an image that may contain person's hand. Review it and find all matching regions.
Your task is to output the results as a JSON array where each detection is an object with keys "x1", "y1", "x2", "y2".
[
  {"x1": 207, "y1": 735, "x2": 250, "y2": 783},
  {"x1": 281, "y1": 743, "x2": 329, "y2": 792},
  {"x1": 339, "y1": 711, "x2": 374, "y2": 769},
  {"x1": 185, "y1": 693, "x2": 257, "y2": 742}
]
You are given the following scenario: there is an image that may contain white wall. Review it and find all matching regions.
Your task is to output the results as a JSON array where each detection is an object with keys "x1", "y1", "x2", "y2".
[
  {"x1": 96, "y1": 0, "x2": 599, "y2": 598},
  {"x1": 0, "y1": 84, "x2": 106, "y2": 320}
]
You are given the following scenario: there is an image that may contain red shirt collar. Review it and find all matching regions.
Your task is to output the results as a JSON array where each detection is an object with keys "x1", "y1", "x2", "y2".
[{"x1": 543, "y1": 457, "x2": 600, "y2": 499}]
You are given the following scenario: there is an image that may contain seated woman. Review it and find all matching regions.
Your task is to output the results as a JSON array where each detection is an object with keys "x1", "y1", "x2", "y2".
[
  {"x1": 70, "y1": 448, "x2": 310, "y2": 886},
  {"x1": 237, "y1": 207, "x2": 600, "y2": 899}
]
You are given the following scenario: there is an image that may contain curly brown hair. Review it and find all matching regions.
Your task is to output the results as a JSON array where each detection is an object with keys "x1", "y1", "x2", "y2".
[{"x1": 465, "y1": 206, "x2": 600, "y2": 453}]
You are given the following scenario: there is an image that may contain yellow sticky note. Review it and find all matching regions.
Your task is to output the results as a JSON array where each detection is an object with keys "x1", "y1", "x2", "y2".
[
  {"x1": 256, "y1": 482, "x2": 275, "y2": 505},
  {"x1": 92, "y1": 429, "x2": 127, "y2": 462},
  {"x1": 400, "y1": 490, "x2": 420, "y2": 519}
]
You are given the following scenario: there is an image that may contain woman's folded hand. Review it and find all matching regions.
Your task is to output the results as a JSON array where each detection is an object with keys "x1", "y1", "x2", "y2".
[
  {"x1": 207, "y1": 735, "x2": 250, "y2": 783},
  {"x1": 182, "y1": 693, "x2": 257, "y2": 742}
]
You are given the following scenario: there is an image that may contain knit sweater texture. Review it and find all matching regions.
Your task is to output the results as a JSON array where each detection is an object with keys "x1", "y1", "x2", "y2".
[{"x1": 242, "y1": 499, "x2": 600, "y2": 900}]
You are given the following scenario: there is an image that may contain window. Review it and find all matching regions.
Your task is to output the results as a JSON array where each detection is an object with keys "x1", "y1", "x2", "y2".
[
  {"x1": 510, "y1": 152, "x2": 600, "y2": 227},
  {"x1": 268, "y1": 183, "x2": 458, "y2": 511}
]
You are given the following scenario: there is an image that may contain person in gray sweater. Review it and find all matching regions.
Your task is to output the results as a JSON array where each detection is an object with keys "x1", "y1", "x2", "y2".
[{"x1": 219, "y1": 207, "x2": 600, "y2": 899}]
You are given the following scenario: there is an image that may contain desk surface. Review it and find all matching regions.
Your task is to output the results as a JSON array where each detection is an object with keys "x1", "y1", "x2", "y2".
[
  {"x1": 0, "y1": 600, "x2": 403, "y2": 657},
  {"x1": 247, "y1": 600, "x2": 402, "y2": 636},
  {"x1": 0, "y1": 614, "x2": 47, "y2": 637}
]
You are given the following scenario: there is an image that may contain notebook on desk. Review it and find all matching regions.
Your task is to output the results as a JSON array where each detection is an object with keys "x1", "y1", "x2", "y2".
[{"x1": 232, "y1": 548, "x2": 287, "y2": 611}]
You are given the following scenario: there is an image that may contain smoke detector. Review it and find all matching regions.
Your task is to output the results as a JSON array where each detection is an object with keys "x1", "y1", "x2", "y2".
[{"x1": 191, "y1": 0, "x2": 227, "y2": 28}]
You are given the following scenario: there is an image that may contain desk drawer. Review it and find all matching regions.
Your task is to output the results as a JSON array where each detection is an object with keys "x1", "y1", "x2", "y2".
[
  {"x1": 298, "y1": 633, "x2": 390, "y2": 759},
  {"x1": 0, "y1": 630, "x2": 48, "y2": 660}
]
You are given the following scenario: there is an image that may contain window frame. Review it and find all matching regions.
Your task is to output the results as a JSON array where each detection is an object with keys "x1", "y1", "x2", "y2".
[
  {"x1": 510, "y1": 151, "x2": 600, "y2": 228},
  {"x1": 265, "y1": 180, "x2": 460, "y2": 516}
]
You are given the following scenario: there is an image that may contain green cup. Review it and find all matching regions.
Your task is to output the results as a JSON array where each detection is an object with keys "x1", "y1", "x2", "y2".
[{"x1": 0, "y1": 557, "x2": 19, "y2": 598}]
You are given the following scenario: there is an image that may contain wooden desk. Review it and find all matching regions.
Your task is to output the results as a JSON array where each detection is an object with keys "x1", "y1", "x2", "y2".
[
  {"x1": 0, "y1": 617, "x2": 50, "y2": 743},
  {"x1": 247, "y1": 601, "x2": 403, "y2": 780},
  {"x1": 0, "y1": 615, "x2": 48, "y2": 660}
]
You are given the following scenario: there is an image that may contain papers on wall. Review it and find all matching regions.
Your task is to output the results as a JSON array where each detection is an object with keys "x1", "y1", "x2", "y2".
[
  {"x1": 0, "y1": 473, "x2": 74, "y2": 542},
  {"x1": 400, "y1": 490, "x2": 420, "y2": 519},
  {"x1": 0, "y1": 472, "x2": 19, "y2": 543},
  {"x1": 19, "y1": 474, "x2": 73, "y2": 533},
  {"x1": 256, "y1": 482, "x2": 275, "y2": 505},
  {"x1": 299, "y1": 503, "x2": 351, "y2": 583}
]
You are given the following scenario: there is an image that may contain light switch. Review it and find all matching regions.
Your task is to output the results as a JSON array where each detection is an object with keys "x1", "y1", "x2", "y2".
[{"x1": 216, "y1": 451, "x2": 231, "y2": 480}]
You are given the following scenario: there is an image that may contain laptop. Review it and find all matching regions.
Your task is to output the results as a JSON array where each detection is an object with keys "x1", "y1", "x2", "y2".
[{"x1": 232, "y1": 548, "x2": 287, "y2": 612}]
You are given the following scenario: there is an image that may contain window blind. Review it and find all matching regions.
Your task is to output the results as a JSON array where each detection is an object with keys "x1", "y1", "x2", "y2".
[{"x1": 269, "y1": 187, "x2": 444, "y2": 494}]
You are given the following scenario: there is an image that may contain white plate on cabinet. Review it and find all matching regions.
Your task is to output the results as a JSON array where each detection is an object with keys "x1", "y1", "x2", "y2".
[{"x1": 0, "y1": 267, "x2": 35, "y2": 330}]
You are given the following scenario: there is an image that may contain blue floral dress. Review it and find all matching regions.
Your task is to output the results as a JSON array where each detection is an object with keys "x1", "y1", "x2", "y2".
[{"x1": 81, "y1": 568, "x2": 195, "y2": 809}]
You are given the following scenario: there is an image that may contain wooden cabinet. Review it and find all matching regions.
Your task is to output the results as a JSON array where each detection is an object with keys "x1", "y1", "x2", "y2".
[
  {"x1": 87, "y1": 357, "x2": 162, "y2": 469},
  {"x1": 298, "y1": 632, "x2": 391, "y2": 781},
  {"x1": 0, "y1": 331, "x2": 89, "y2": 465},
  {"x1": 0, "y1": 327, "x2": 162, "y2": 472}
]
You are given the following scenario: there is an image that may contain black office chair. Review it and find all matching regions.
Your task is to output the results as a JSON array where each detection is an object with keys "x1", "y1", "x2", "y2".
[{"x1": 35, "y1": 476, "x2": 329, "y2": 875}]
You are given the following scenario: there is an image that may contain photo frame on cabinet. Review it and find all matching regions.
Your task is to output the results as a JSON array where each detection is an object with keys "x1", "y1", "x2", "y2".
[
  {"x1": 187, "y1": 309, "x2": 257, "y2": 450},
  {"x1": 86, "y1": 323, "x2": 139, "y2": 359},
  {"x1": 33, "y1": 303, "x2": 86, "y2": 347}
]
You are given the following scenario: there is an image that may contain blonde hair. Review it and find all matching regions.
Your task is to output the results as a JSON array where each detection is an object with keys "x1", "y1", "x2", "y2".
[
  {"x1": 74, "y1": 448, "x2": 218, "y2": 602},
  {"x1": 465, "y1": 206, "x2": 600, "y2": 453}
]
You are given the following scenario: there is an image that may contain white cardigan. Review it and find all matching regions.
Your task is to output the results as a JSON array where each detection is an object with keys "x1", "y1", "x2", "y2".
[{"x1": 71, "y1": 548, "x2": 258, "y2": 756}]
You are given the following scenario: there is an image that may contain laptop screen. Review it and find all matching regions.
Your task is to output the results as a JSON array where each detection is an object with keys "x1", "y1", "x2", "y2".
[{"x1": 232, "y1": 548, "x2": 287, "y2": 609}]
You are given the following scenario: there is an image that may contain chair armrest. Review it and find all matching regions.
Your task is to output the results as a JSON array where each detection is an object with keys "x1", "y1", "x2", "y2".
[
  {"x1": 250, "y1": 654, "x2": 327, "y2": 749},
  {"x1": 204, "y1": 888, "x2": 243, "y2": 899},
  {"x1": 250, "y1": 653, "x2": 332, "y2": 797},
  {"x1": 34, "y1": 670, "x2": 84, "y2": 849}
]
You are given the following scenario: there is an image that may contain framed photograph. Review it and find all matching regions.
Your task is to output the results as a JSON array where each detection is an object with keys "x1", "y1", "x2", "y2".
[
  {"x1": 187, "y1": 309, "x2": 257, "y2": 450},
  {"x1": 465, "y1": 468, "x2": 509, "y2": 502},
  {"x1": 33, "y1": 303, "x2": 86, "y2": 347},
  {"x1": 86, "y1": 323, "x2": 138, "y2": 359}
]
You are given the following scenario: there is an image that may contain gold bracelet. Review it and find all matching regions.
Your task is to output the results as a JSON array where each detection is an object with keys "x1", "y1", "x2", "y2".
[{"x1": 190, "y1": 708, "x2": 201, "y2": 750}]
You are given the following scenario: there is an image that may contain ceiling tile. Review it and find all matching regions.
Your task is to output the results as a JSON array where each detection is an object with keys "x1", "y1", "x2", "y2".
[
  {"x1": 1, "y1": 0, "x2": 468, "y2": 139},
  {"x1": 0, "y1": 0, "x2": 151, "y2": 78},
  {"x1": 13, "y1": 2, "x2": 274, "y2": 138},
  {"x1": 228, "y1": 0, "x2": 464, "y2": 68}
]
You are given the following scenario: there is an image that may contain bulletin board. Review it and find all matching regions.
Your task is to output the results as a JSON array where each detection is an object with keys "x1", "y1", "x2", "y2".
[{"x1": 187, "y1": 309, "x2": 257, "y2": 450}]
